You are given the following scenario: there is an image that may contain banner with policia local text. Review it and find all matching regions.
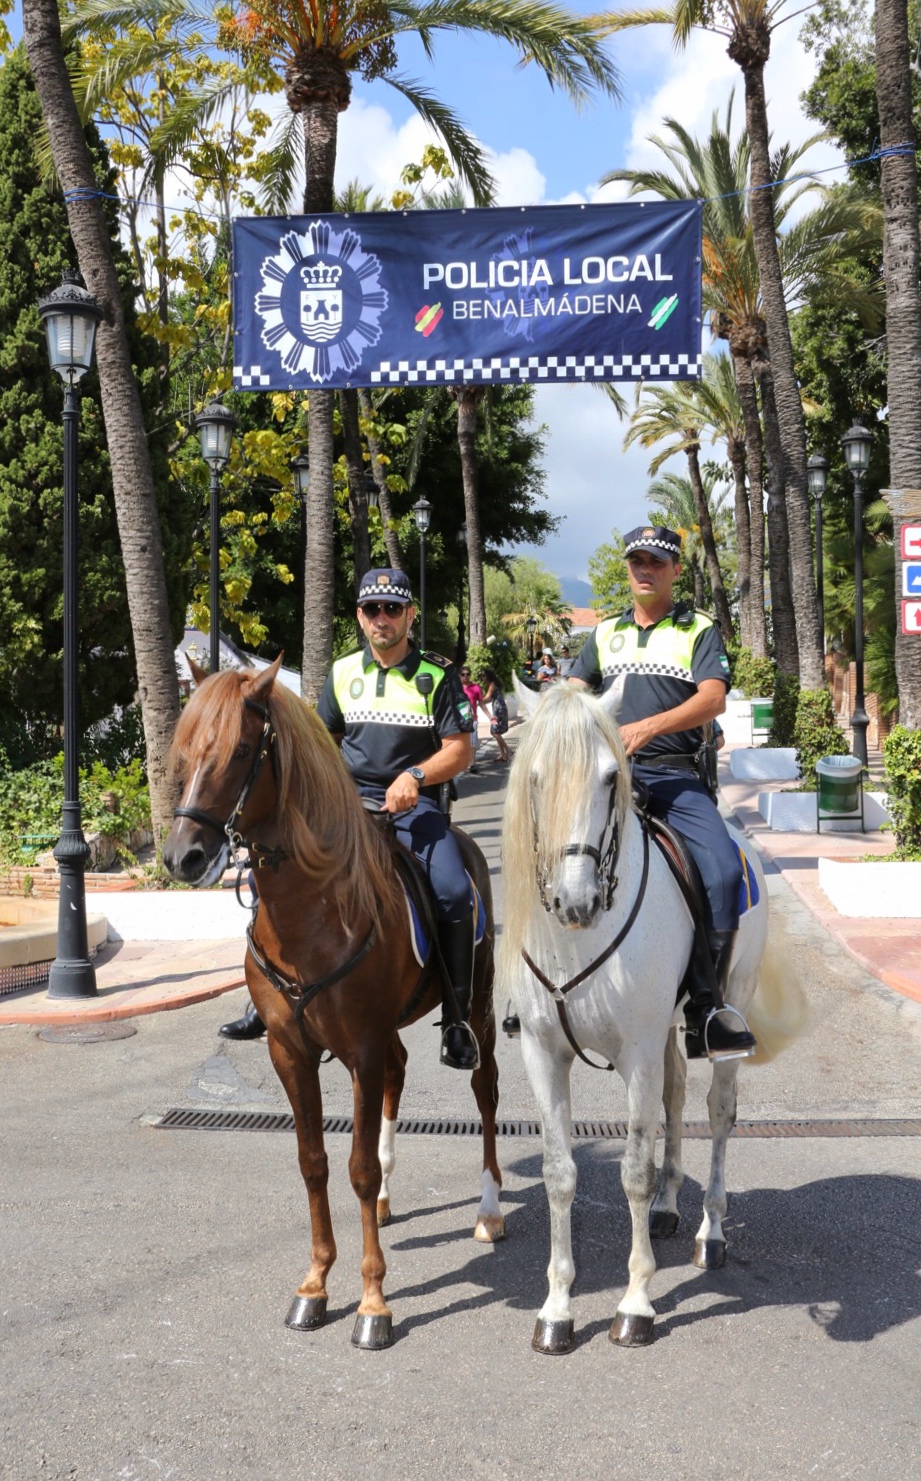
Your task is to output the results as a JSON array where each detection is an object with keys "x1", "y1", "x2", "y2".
[{"x1": 232, "y1": 200, "x2": 702, "y2": 391}]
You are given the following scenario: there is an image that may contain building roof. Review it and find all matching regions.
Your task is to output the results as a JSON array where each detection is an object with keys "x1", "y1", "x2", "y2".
[{"x1": 568, "y1": 607, "x2": 604, "y2": 632}]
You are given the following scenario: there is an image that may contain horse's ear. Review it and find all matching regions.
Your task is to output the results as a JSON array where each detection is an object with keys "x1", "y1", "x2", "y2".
[
  {"x1": 512, "y1": 673, "x2": 539, "y2": 720},
  {"x1": 187, "y1": 654, "x2": 209, "y2": 689},
  {"x1": 598, "y1": 677, "x2": 625, "y2": 722},
  {"x1": 250, "y1": 654, "x2": 283, "y2": 702}
]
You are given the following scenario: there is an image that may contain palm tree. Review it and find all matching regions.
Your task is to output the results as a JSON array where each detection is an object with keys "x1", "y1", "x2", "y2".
[
  {"x1": 22, "y1": 0, "x2": 181, "y2": 843},
  {"x1": 646, "y1": 472, "x2": 714, "y2": 609},
  {"x1": 603, "y1": 101, "x2": 882, "y2": 670},
  {"x1": 218, "y1": 0, "x2": 619, "y2": 698},
  {"x1": 624, "y1": 380, "x2": 735, "y2": 637},
  {"x1": 875, "y1": 0, "x2": 921, "y2": 727},
  {"x1": 597, "y1": 1, "x2": 825, "y2": 687}
]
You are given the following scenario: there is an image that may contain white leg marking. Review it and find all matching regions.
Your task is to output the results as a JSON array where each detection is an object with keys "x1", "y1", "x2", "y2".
[
  {"x1": 377, "y1": 1115, "x2": 397, "y2": 1223},
  {"x1": 474, "y1": 1168, "x2": 505, "y2": 1242}
]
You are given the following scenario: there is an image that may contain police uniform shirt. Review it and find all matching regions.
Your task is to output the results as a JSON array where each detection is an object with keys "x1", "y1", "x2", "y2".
[
  {"x1": 317, "y1": 643, "x2": 474, "y2": 788},
  {"x1": 570, "y1": 604, "x2": 731, "y2": 760}
]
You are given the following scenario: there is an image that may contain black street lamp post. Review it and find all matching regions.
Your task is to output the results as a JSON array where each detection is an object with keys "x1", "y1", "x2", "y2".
[
  {"x1": 195, "y1": 402, "x2": 236, "y2": 676},
  {"x1": 412, "y1": 496, "x2": 432, "y2": 648},
  {"x1": 807, "y1": 453, "x2": 829, "y2": 651},
  {"x1": 38, "y1": 269, "x2": 103, "y2": 999},
  {"x1": 841, "y1": 422, "x2": 873, "y2": 766},
  {"x1": 291, "y1": 452, "x2": 310, "y2": 611},
  {"x1": 527, "y1": 614, "x2": 537, "y2": 666}
]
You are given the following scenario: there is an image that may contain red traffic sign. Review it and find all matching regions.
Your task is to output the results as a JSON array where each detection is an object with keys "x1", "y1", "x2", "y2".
[
  {"x1": 901, "y1": 524, "x2": 921, "y2": 559},
  {"x1": 903, "y1": 600, "x2": 921, "y2": 634}
]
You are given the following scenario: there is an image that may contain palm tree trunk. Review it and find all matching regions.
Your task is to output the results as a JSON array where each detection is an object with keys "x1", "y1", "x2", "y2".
[
  {"x1": 299, "y1": 97, "x2": 340, "y2": 702},
  {"x1": 339, "y1": 388, "x2": 371, "y2": 595},
  {"x1": 731, "y1": 349, "x2": 768, "y2": 656},
  {"x1": 684, "y1": 443, "x2": 734, "y2": 638},
  {"x1": 454, "y1": 388, "x2": 487, "y2": 646},
  {"x1": 728, "y1": 431, "x2": 752, "y2": 648},
  {"x1": 756, "y1": 362, "x2": 799, "y2": 676},
  {"x1": 876, "y1": 0, "x2": 921, "y2": 727},
  {"x1": 692, "y1": 559, "x2": 706, "y2": 609},
  {"x1": 23, "y1": 0, "x2": 180, "y2": 843},
  {"x1": 732, "y1": 41, "x2": 824, "y2": 687},
  {"x1": 357, "y1": 388, "x2": 403, "y2": 568}
]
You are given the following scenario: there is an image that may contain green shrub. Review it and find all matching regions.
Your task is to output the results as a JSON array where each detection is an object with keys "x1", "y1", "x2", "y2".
[
  {"x1": 733, "y1": 649, "x2": 776, "y2": 698},
  {"x1": 769, "y1": 672, "x2": 800, "y2": 748},
  {"x1": 0, "y1": 755, "x2": 151, "y2": 868},
  {"x1": 793, "y1": 688, "x2": 848, "y2": 788},
  {"x1": 883, "y1": 726, "x2": 921, "y2": 860}
]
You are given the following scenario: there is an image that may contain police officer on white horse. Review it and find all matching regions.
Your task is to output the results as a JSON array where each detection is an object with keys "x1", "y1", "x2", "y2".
[
  {"x1": 568, "y1": 526, "x2": 755, "y2": 1061},
  {"x1": 314, "y1": 568, "x2": 481, "y2": 1070}
]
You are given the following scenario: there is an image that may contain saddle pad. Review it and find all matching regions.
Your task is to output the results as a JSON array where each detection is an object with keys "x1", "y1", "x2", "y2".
[
  {"x1": 404, "y1": 876, "x2": 485, "y2": 968},
  {"x1": 734, "y1": 839, "x2": 760, "y2": 916}
]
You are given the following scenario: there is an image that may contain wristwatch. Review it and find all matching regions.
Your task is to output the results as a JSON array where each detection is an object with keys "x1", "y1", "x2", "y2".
[{"x1": 404, "y1": 766, "x2": 426, "y2": 784}]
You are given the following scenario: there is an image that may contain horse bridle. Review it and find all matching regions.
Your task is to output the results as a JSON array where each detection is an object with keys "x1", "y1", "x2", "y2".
[
  {"x1": 535, "y1": 782, "x2": 621, "y2": 916},
  {"x1": 173, "y1": 697, "x2": 283, "y2": 869}
]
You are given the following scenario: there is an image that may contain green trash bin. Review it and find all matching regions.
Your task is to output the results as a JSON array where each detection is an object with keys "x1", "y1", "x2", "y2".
[
  {"x1": 815, "y1": 755, "x2": 865, "y2": 831},
  {"x1": 751, "y1": 697, "x2": 773, "y2": 740}
]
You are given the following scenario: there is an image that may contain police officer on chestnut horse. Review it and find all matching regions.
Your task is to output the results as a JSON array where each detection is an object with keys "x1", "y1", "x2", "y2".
[{"x1": 314, "y1": 567, "x2": 480, "y2": 1069}]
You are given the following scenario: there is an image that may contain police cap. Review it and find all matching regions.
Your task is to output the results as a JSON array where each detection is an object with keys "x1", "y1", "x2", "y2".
[
  {"x1": 624, "y1": 525, "x2": 682, "y2": 560},
  {"x1": 357, "y1": 568, "x2": 414, "y2": 605}
]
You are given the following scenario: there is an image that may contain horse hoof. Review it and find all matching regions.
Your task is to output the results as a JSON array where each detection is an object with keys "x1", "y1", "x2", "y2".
[
  {"x1": 649, "y1": 1209, "x2": 680, "y2": 1239},
  {"x1": 285, "y1": 1295, "x2": 327, "y2": 1331},
  {"x1": 693, "y1": 1238, "x2": 726, "y2": 1270},
  {"x1": 474, "y1": 1214, "x2": 506, "y2": 1243},
  {"x1": 609, "y1": 1312, "x2": 655, "y2": 1347},
  {"x1": 351, "y1": 1313, "x2": 393, "y2": 1350},
  {"x1": 531, "y1": 1318, "x2": 575, "y2": 1355},
  {"x1": 376, "y1": 1199, "x2": 391, "y2": 1227}
]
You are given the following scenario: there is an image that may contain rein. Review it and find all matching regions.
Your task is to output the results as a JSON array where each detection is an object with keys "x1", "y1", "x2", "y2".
[
  {"x1": 523, "y1": 820, "x2": 650, "y2": 1072},
  {"x1": 173, "y1": 697, "x2": 288, "y2": 870}
]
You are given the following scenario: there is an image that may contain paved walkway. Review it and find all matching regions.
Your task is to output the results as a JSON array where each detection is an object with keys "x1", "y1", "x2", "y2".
[{"x1": 2, "y1": 728, "x2": 917, "y2": 1025}]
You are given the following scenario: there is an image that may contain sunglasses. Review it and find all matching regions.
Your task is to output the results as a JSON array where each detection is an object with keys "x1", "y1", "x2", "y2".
[{"x1": 360, "y1": 601, "x2": 406, "y2": 618}]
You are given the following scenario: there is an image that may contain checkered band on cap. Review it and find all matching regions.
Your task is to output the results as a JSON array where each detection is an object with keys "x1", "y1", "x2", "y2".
[
  {"x1": 623, "y1": 525, "x2": 682, "y2": 559},
  {"x1": 358, "y1": 568, "x2": 414, "y2": 604}
]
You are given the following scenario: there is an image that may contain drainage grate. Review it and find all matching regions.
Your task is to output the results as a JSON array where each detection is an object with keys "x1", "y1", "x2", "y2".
[{"x1": 153, "y1": 1108, "x2": 921, "y2": 1139}]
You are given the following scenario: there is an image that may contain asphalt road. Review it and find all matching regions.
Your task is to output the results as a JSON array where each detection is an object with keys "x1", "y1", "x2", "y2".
[{"x1": 3, "y1": 760, "x2": 921, "y2": 1481}]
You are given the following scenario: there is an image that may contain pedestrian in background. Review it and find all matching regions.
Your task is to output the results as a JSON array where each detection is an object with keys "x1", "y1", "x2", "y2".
[{"x1": 479, "y1": 666, "x2": 511, "y2": 764}]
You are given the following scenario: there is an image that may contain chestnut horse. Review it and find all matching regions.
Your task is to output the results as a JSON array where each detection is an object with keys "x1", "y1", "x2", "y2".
[{"x1": 162, "y1": 658, "x2": 503, "y2": 1349}]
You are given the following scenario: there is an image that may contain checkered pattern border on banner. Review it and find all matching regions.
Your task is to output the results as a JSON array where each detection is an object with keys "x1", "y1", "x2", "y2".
[{"x1": 233, "y1": 352, "x2": 703, "y2": 389}]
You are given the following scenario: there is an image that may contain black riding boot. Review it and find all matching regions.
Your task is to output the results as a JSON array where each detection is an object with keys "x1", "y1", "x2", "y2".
[
  {"x1": 683, "y1": 929, "x2": 756, "y2": 1062},
  {"x1": 219, "y1": 997, "x2": 267, "y2": 1040},
  {"x1": 437, "y1": 916, "x2": 480, "y2": 1070}
]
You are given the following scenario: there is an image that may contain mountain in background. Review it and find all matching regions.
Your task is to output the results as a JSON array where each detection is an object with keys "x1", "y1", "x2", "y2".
[{"x1": 559, "y1": 576, "x2": 593, "y2": 607}]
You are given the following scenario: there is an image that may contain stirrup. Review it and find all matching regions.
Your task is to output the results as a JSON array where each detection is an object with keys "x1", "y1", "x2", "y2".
[
  {"x1": 440, "y1": 1021, "x2": 480, "y2": 1070},
  {"x1": 688, "y1": 1005, "x2": 756, "y2": 1063}
]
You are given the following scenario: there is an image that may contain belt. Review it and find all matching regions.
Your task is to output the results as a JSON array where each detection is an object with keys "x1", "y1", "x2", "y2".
[{"x1": 633, "y1": 754, "x2": 699, "y2": 773}]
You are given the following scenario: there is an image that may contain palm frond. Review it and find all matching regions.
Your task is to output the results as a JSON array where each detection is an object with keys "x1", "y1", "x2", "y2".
[{"x1": 383, "y1": 75, "x2": 495, "y2": 206}]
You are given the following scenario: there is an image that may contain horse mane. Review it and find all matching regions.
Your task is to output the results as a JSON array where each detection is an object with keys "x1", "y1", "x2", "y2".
[
  {"x1": 499, "y1": 684, "x2": 632, "y2": 961},
  {"x1": 169, "y1": 669, "x2": 401, "y2": 932}
]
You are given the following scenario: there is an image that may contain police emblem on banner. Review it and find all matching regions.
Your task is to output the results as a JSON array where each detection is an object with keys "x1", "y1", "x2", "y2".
[{"x1": 253, "y1": 221, "x2": 388, "y2": 383}]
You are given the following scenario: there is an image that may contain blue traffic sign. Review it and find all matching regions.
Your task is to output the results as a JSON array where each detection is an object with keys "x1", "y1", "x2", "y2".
[{"x1": 903, "y1": 562, "x2": 921, "y2": 597}]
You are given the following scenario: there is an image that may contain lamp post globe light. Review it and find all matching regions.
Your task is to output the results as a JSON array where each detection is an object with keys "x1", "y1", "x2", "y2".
[
  {"x1": 195, "y1": 402, "x2": 236, "y2": 677},
  {"x1": 806, "y1": 453, "x2": 829, "y2": 651},
  {"x1": 37, "y1": 269, "x2": 104, "y2": 999},
  {"x1": 840, "y1": 422, "x2": 873, "y2": 766},
  {"x1": 412, "y1": 496, "x2": 432, "y2": 649},
  {"x1": 290, "y1": 452, "x2": 310, "y2": 611},
  {"x1": 364, "y1": 467, "x2": 379, "y2": 510}
]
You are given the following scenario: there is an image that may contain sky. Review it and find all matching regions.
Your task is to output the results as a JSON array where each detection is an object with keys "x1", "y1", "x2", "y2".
[{"x1": 327, "y1": 5, "x2": 846, "y2": 585}]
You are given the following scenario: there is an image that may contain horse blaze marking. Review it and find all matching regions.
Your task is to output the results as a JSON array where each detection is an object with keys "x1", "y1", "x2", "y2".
[
  {"x1": 154, "y1": 1109, "x2": 921, "y2": 1138},
  {"x1": 414, "y1": 303, "x2": 443, "y2": 336}
]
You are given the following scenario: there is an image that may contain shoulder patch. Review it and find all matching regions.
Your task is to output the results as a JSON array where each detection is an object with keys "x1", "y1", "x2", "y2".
[{"x1": 421, "y1": 650, "x2": 450, "y2": 669}]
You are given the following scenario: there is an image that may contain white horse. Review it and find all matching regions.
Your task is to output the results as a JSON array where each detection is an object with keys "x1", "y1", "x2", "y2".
[{"x1": 499, "y1": 681, "x2": 804, "y2": 1353}]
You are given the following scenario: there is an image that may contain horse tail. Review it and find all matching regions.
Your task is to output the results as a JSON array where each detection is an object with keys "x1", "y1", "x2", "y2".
[{"x1": 746, "y1": 925, "x2": 811, "y2": 1065}]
